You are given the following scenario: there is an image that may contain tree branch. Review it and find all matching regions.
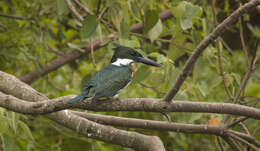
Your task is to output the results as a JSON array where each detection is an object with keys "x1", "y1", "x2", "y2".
[
  {"x1": 74, "y1": 112, "x2": 260, "y2": 148},
  {"x1": 163, "y1": 0, "x2": 260, "y2": 102},
  {"x1": 0, "y1": 71, "x2": 166, "y2": 151},
  {"x1": 20, "y1": 9, "x2": 174, "y2": 84},
  {"x1": 72, "y1": 111, "x2": 226, "y2": 135},
  {"x1": 51, "y1": 111, "x2": 165, "y2": 151},
  {"x1": 1, "y1": 72, "x2": 260, "y2": 120}
]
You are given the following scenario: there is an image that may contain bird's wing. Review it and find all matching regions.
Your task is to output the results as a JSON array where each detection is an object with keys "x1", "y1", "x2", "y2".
[{"x1": 91, "y1": 65, "x2": 132, "y2": 98}]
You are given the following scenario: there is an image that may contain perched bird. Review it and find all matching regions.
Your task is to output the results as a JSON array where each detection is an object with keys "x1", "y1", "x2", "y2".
[{"x1": 68, "y1": 44, "x2": 161, "y2": 103}]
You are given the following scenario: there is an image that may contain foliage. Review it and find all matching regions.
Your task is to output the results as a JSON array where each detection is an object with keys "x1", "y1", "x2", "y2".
[{"x1": 0, "y1": 0, "x2": 260, "y2": 150}]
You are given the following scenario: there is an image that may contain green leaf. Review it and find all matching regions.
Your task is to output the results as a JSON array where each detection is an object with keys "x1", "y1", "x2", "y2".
[
  {"x1": 132, "y1": 66, "x2": 152, "y2": 83},
  {"x1": 120, "y1": 19, "x2": 130, "y2": 39},
  {"x1": 171, "y1": 1, "x2": 202, "y2": 30},
  {"x1": 147, "y1": 19, "x2": 163, "y2": 42},
  {"x1": 144, "y1": 10, "x2": 159, "y2": 34},
  {"x1": 128, "y1": 0, "x2": 140, "y2": 21},
  {"x1": 81, "y1": 15, "x2": 99, "y2": 39},
  {"x1": 149, "y1": 52, "x2": 168, "y2": 63},
  {"x1": 167, "y1": 35, "x2": 186, "y2": 60},
  {"x1": 57, "y1": 0, "x2": 69, "y2": 16}
]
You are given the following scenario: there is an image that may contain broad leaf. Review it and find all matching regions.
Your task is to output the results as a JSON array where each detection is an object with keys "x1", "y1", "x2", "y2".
[
  {"x1": 57, "y1": 0, "x2": 69, "y2": 16},
  {"x1": 148, "y1": 19, "x2": 163, "y2": 42},
  {"x1": 144, "y1": 10, "x2": 159, "y2": 34},
  {"x1": 132, "y1": 66, "x2": 152, "y2": 83},
  {"x1": 81, "y1": 15, "x2": 99, "y2": 39},
  {"x1": 171, "y1": 1, "x2": 202, "y2": 30},
  {"x1": 120, "y1": 19, "x2": 130, "y2": 39}
]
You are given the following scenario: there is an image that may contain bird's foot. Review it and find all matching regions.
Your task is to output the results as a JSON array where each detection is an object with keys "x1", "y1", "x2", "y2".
[{"x1": 112, "y1": 95, "x2": 120, "y2": 101}]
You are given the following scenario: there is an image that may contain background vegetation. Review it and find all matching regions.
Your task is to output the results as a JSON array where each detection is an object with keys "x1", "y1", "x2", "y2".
[{"x1": 0, "y1": 0, "x2": 260, "y2": 151}]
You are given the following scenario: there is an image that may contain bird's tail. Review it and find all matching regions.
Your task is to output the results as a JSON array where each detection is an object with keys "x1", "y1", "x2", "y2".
[{"x1": 68, "y1": 93, "x2": 87, "y2": 104}]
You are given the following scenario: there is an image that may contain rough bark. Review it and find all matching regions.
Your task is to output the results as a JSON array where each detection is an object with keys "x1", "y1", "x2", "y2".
[{"x1": 0, "y1": 71, "x2": 165, "y2": 151}]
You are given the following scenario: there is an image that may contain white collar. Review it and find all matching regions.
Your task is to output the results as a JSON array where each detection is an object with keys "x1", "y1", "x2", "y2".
[{"x1": 112, "y1": 58, "x2": 134, "y2": 66}]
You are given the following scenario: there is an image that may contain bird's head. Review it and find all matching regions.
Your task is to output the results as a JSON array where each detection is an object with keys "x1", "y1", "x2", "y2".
[{"x1": 111, "y1": 44, "x2": 161, "y2": 67}]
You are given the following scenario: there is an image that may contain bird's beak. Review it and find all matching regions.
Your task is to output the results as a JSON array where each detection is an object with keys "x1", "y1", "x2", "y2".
[{"x1": 136, "y1": 57, "x2": 161, "y2": 67}]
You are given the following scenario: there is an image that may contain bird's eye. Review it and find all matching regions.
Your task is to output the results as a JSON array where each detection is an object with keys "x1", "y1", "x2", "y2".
[{"x1": 131, "y1": 52, "x2": 137, "y2": 56}]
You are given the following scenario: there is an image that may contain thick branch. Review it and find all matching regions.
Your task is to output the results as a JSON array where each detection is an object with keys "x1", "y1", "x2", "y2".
[
  {"x1": 20, "y1": 10, "x2": 173, "y2": 84},
  {"x1": 72, "y1": 111, "x2": 226, "y2": 136},
  {"x1": 50, "y1": 111, "x2": 165, "y2": 151},
  {"x1": 163, "y1": 0, "x2": 260, "y2": 102},
  {"x1": 0, "y1": 87, "x2": 260, "y2": 119},
  {"x1": 73, "y1": 111, "x2": 260, "y2": 148},
  {"x1": 0, "y1": 71, "x2": 165, "y2": 151}
]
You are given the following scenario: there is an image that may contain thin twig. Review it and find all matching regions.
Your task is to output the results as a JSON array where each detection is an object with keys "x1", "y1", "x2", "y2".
[
  {"x1": 227, "y1": 117, "x2": 248, "y2": 128},
  {"x1": 237, "y1": 1, "x2": 250, "y2": 67},
  {"x1": 211, "y1": 0, "x2": 233, "y2": 101},
  {"x1": 215, "y1": 136, "x2": 225, "y2": 151},
  {"x1": 139, "y1": 82, "x2": 166, "y2": 95},
  {"x1": 90, "y1": 38, "x2": 96, "y2": 68},
  {"x1": 39, "y1": 2, "x2": 56, "y2": 16},
  {"x1": 229, "y1": 133, "x2": 260, "y2": 151},
  {"x1": 96, "y1": 0, "x2": 102, "y2": 15},
  {"x1": 233, "y1": 59, "x2": 253, "y2": 104},
  {"x1": 72, "y1": 0, "x2": 114, "y2": 32},
  {"x1": 223, "y1": 135, "x2": 244, "y2": 151},
  {"x1": 252, "y1": 38, "x2": 260, "y2": 67},
  {"x1": 73, "y1": 0, "x2": 93, "y2": 15},
  {"x1": 252, "y1": 126, "x2": 260, "y2": 137},
  {"x1": 65, "y1": 0, "x2": 84, "y2": 21},
  {"x1": 239, "y1": 122, "x2": 250, "y2": 135},
  {"x1": 98, "y1": 6, "x2": 108, "y2": 20},
  {"x1": 228, "y1": 130, "x2": 260, "y2": 147},
  {"x1": 234, "y1": 38, "x2": 260, "y2": 103},
  {"x1": 0, "y1": 22, "x2": 8, "y2": 31},
  {"x1": 0, "y1": 13, "x2": 33, "y2": 20}
]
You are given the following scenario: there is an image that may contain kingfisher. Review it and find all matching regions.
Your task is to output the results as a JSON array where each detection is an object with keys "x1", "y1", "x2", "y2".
[{"x1": 68, "y1": 44, "x2": 161, "y2": 103}]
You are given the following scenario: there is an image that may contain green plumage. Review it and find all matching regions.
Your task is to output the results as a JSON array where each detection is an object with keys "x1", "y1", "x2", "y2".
[
  {"x1": 69, "y1": 64, "x2": 132, "y2": 103},
  {"x1": 68, "y1": 44, "x2": 161, "y2": 103}
]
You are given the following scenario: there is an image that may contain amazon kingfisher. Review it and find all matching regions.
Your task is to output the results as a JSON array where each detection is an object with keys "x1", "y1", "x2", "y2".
[{"x1": 68, "y1": 44, "x2": 161, "y2": 103}]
